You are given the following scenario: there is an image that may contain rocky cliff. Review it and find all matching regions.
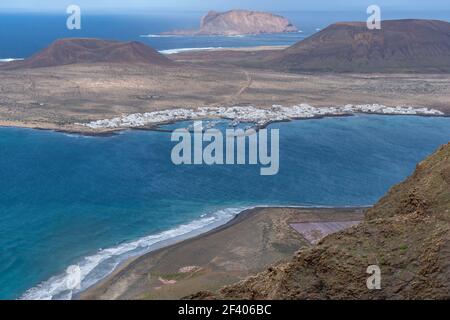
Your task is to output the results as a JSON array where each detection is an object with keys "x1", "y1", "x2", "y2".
[
  {"x1": 163, "y1": 10, "x2": 298, "y2": 36},
  {"x1": 191, "y1": 142, "x2": 450, "y2": 299}
]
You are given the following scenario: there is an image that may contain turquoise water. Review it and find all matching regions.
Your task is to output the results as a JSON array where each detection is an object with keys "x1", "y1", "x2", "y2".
[{"x1": 0, "y1": 115, "x2": 449, "y2": 299}]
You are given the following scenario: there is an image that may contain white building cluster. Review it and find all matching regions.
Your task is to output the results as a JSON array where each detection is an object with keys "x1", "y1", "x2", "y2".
[{"x1": 77, "y1": 104, "x2": 445, "y2": 129}]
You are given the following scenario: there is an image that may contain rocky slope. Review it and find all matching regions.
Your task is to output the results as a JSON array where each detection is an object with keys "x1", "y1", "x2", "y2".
[
  {"x1": 263, "y1": 19, "x2": 450, "y2": 73},
  {"x1": 0, "y1": 38, "x2": 174, "y2": 70},
  {"x1": 162, "y1": 10, "x2": 298, "y2": 36},
  {"x1": 190, "y1": 142, "x2": 450, "y2": 299}
]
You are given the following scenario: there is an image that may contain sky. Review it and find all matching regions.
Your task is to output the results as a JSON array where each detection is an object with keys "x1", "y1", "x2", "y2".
[{"x1": 1, "y1": 0, "x2": 449, "y2": 13}]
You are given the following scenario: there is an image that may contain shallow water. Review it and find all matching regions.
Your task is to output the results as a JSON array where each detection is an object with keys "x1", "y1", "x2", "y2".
[{"x1": 0, "y1": 115, "x2": 449, "y2": 299}]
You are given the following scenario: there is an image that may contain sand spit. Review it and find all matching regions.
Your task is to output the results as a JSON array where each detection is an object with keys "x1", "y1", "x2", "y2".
[{"x1": 76, "y1": 104, "x2": 445, "y2": 129}]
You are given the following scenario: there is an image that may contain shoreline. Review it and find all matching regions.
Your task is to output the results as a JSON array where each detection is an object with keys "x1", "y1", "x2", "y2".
[
  {"x1": 78, "y1": 206, "x2": 367, "y2": 300},
  {"x1": 75, "y1": 104, "x2": 447, "y2": 130},
  {"x1": 159, "y1": 45, "x2": 289, "y2": 55},
  {"x1": 76, "y1": 206, "x2": 261, "y2": 299},
  {"x1": 19, "y1": 205, "x2": 368, "y2": 300},
  {"x1": 20, "y1": 205, "x2": 249, "y2": 300},
  {"x1": 1, "y1": 104, "x2": 448, "y2": 137}
]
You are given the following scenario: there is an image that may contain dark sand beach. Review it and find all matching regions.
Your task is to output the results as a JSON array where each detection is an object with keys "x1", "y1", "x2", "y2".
[{"x1": 80, "y1": 207, "x2": 365, "y2": 300}]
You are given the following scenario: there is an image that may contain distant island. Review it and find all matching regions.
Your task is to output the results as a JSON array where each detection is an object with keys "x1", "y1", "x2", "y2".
[
  {"x1": 1, "y1": 9, "x2": 450, "y2": 302},
  {"x1": 162, "y1": 10, "x2": 298, "y2": 36},
  {"x1": 0, "y1": 19, "x2": 449, "y2": 136}
]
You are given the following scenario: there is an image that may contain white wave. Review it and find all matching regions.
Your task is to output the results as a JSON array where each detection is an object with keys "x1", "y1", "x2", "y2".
[
  {"x1": 0, "y1": 58, "x2": 24, "y2": 62},
  {"x1": 62, "y1": 133, "x2": 94, "y2": 139},
  {"x1": 139, "y1": 34, "x2": 180, "y2": 38},
  {"x1": 159, "y1": 47, "x2": 225, "y2": 55},
  {"x1": 19, "y1": 206, "x2": 249, "y2": 300}
]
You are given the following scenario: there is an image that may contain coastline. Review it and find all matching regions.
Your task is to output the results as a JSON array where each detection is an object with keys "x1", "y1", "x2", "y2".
[
  {"x1": 20, "y1": 206, "x2": 250, "y2": 300},
  {"x1": 0, "y1": 120, "x2": 125, "y2": 136},
  {"x1": 76, "y1": 206, "x2": 261, "y2": 299},
  {"x1": 0, "y1": 109, "x2": 450, "y2": 137},
  {"x1": 19, "y1": 205, "x2": 367, "y2": 300},
  {"x1": 76, "y1": 104, "x2": 447, "y2": 130},
  {"x1": 8, "y1": 114, "x2": 450, "y2": 298},
  {"x1": 4, "y1": 109, "x2": 450, "y2": 298},
  {"x1": 79, "y1": 206, "x2": 367, "y2": 300},
  {"x1": 1, "y1": 104, "x2": 447, "y2": 136},
  {"x1": 2, "y1": 12, "x2": 449, "y2": 301},
  {"x1": 159, "y1": 45, "x2": 289, "y2": 55}
]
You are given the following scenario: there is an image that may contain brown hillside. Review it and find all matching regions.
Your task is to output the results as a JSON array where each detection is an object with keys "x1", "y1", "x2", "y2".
[
  {"x1": 0, "y1": 38, "x2": 174, "y2": 70},
  {"x1": 264, "y1": 19, "x2": 450, "y2": 73},
  {"x1": 191, "y1": 142, "x2": 450, "y2": 299}
]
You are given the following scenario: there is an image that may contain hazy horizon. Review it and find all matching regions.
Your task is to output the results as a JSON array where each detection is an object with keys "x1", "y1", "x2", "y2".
[{"x1": 1, "y1": 0, "x2": 449, "y2": 14}]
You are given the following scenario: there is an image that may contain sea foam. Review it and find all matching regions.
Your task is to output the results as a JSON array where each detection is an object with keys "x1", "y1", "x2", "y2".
[
  {"x1": 20, "y1": 206, "x2": 248, "y2": 300},
  {"x1": 159, "y1": 47, "x2": 225, "y2": 54},
  {"x1": 0, "y1": 58, "x2": 24, "y2": 62},
  {"x1": 139, "y1": 34, "x2": 181, "y2": 38}
]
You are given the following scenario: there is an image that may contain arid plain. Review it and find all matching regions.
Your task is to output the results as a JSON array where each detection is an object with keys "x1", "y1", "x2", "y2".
[
  {"x1": 1, "y1": 15, "x2": 449, "y2": 300},
  {"x1": 1, "y1": 56, "x2": 450, "y2": 134}
]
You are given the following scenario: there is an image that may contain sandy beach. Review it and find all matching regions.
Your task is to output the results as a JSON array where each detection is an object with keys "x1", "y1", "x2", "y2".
[
  {"x1": 159, "y1": 45, "x2": 289, "y2": 55},
  {"x1": 80, "y1": 206, "x2": 365, "y2": 300}
]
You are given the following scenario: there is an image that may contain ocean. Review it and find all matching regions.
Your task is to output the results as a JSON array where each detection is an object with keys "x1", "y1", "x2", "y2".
[
  {"x1": 1, "y1": 9, "x2": 450, "y2": 300},
  {"x1": 0, "y1": 115, "x2": 449, "y2": 299},
  {"x1": 1, "y1": 10, "x2": 449, "y2": 59}
]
